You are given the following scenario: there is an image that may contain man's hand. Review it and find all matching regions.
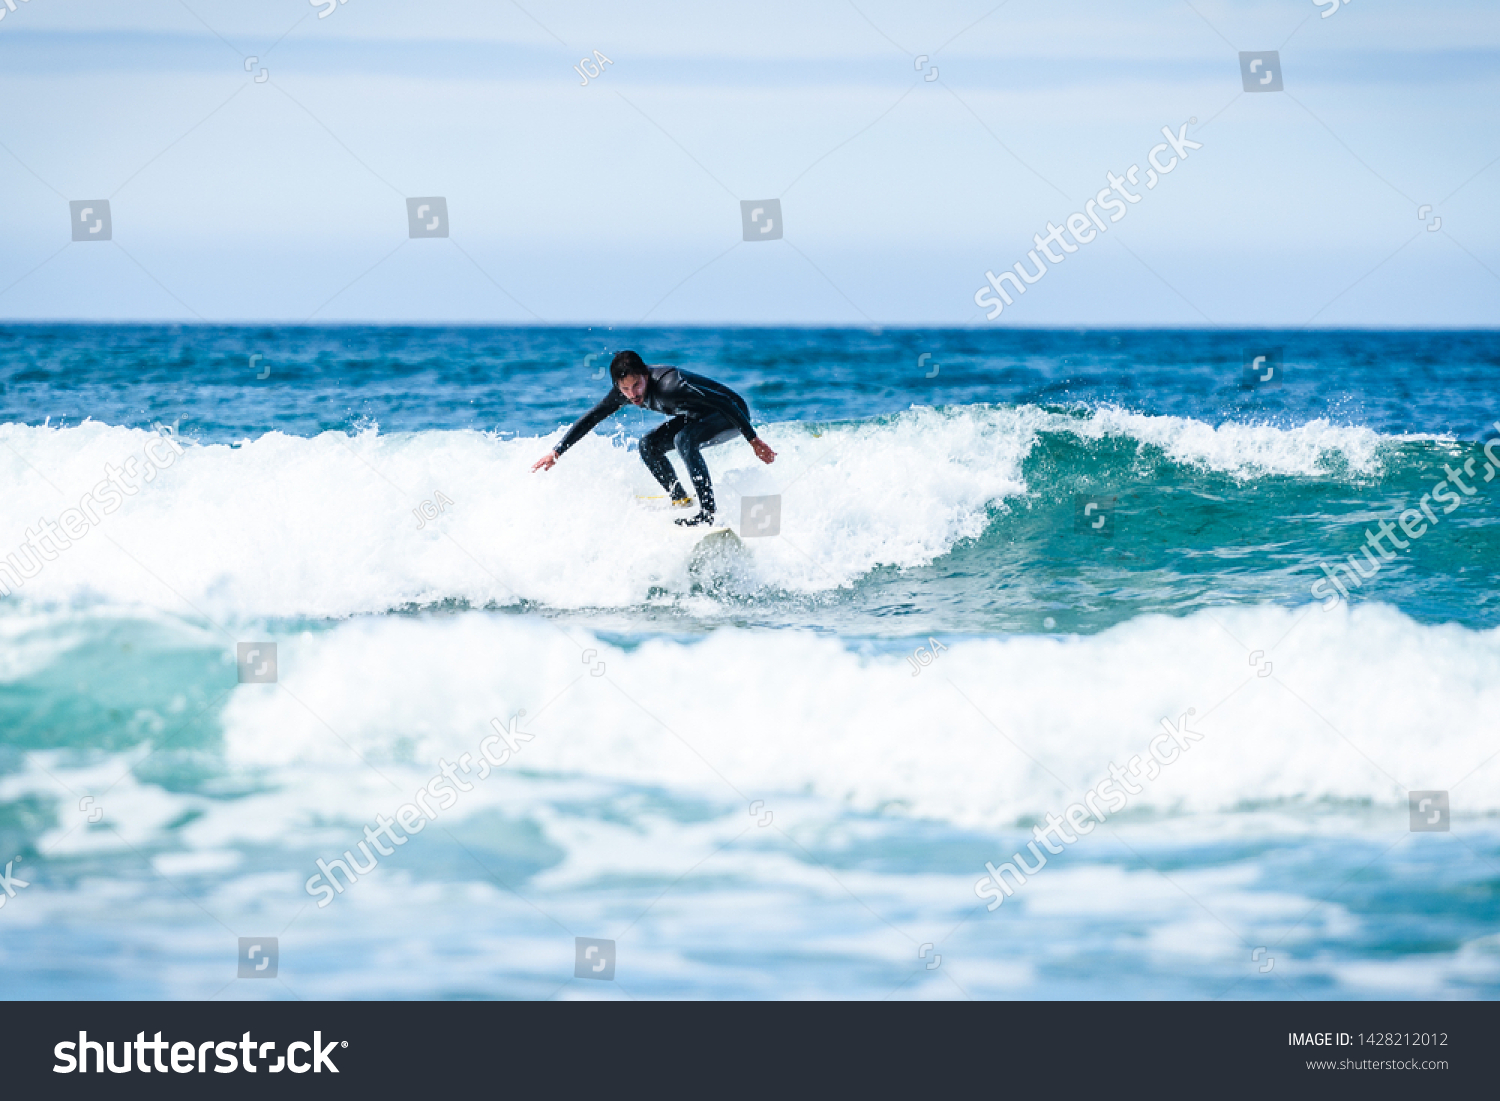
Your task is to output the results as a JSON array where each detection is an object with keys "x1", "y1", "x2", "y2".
[
  {"x1": 531, "y1": 450, "x2": 558, "y2": 473},
  {"x1": 751, "y1": 438, "x2": 776, "y2": 465}
]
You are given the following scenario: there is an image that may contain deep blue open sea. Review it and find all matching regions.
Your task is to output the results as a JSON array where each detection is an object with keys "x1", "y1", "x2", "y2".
[{"x1": 1, "y1": 325, "x2": 1497, "y2": 999}]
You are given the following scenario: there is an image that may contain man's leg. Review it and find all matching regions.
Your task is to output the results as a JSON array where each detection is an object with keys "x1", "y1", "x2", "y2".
[
  {"x1": 638, "y1": 417, "x2": 690, "y2": 501},
  {"x1": 673, "y1": 414, "x2": 738, "y2": 525}
]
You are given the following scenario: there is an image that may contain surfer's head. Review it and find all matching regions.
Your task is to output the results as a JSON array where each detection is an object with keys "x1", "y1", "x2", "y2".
[{"x1": 610, "y1": 351, "x2": 649, "y2": 405}]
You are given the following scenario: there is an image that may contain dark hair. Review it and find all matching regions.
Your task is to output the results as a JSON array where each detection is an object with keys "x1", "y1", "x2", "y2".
[{"x1": 609, "y1": 350, "x2": 648, "y2": 384}]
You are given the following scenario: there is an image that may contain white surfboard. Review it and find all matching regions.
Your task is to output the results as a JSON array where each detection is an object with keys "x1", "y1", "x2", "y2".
[{"x1": 635, "y1": 494, "x2": 737, "y2": 542}]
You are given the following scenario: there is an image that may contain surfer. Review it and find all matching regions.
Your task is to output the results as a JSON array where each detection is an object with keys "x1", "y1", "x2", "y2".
[{"x1": 531, "y1": 351, "x2": 776, "y2": 526}]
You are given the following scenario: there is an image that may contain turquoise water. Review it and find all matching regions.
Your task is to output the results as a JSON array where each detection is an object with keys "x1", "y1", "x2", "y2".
[{"x1": 0, "y1": 325, "x2": 1497, "y2": 999}]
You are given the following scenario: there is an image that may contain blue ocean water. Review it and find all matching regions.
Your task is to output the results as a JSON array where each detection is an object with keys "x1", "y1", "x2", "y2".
[{"x1": 0, "y1": 325, "x2": 1497, "y2": 1000}]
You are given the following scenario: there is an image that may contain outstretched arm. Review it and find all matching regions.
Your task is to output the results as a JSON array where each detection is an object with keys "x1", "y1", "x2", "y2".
[{"x1": 532, "y1": 390, "x2": 625, "y2": 472}]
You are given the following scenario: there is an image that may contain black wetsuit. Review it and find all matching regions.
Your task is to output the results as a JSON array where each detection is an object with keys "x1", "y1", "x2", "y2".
[{"x1": 553, "y1": 366, "x2": 757, "y2": 518}]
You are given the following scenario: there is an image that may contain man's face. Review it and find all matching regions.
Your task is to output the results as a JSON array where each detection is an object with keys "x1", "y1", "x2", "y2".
[{"x1": 617, "y1": 372, "x2": 648, "y2": 406}]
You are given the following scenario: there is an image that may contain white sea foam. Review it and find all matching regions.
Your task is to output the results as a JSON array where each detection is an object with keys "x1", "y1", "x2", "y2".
[
  {"x1": 1055, "y1": 407, "x2": 1410, "y2": 479},
  {"x1": 220, "y1": 603, "x2": 1500, "y2": 828},
  {"x1": 0, "y1": 408, "x2": 1414, "y2": 616},
  {"x1": 6, "y1": 602, "x2": 1497, "y2": 849},
  {"x1": 0, "y1": 410, "x2": 1033, "y2": 615},
  {"x1": 3, "y1": 601, "x2": 1496, "y2": 998}
]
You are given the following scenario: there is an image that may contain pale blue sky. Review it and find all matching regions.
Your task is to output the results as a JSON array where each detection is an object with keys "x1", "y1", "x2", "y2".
[{"x1": 0, "y1": 0, "x2": 1495, "y2": 325}]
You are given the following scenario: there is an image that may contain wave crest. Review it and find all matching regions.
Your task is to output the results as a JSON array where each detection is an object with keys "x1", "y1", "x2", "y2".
[{"x1": 0, "y1": 407, "x2": 1428, "y2": 617}]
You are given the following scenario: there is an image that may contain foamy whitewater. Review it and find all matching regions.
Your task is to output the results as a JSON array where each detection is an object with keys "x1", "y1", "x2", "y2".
[{"x1": 1, "y1": 326, "x2": 1497, "y2": 999}]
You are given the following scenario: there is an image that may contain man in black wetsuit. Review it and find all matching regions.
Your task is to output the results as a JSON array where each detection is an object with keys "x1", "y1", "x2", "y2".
[{"x1": 531, "y1": 350, "x2": 776, "y2": 526}]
